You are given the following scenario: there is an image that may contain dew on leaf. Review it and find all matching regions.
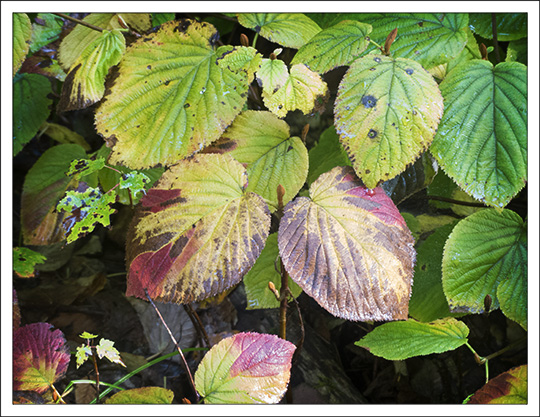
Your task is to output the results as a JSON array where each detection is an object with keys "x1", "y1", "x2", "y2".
[
  {"x1": 405, "y1": 68, "x2": 414, "y2": 75},
  {"x1": 200, "y1": 87, "x2": 206, "y2": 94}
]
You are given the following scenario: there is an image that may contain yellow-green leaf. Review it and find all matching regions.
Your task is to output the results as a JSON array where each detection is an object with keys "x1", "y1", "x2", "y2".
[
  {"x1": 13, "y1": 13, "x2": 32, "y2": 76},
  {"x1": 237, "y1": 13, "x2": 321, "y2": 49},
  {"x1": 105, "y1": 387, "x2": 174, "y2": 404},
  {"x1": 126, "y1": 154, "x2": 270, "y2": 304},
  {"x1": 335, "y1": 54, "x2": 443, "y2": 188}
]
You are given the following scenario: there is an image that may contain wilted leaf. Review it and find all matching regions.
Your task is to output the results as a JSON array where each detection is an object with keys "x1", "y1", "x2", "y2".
[
  {"x1": 361, "y1": 13, "x2": 469, "y2": 69},
  {"x1": 430, "y1": 60, "x2": 527, "y2": 208},
  {"x1": 13, "y1": 323, "x2": 70, "y2": 393},
  {"x1": 243, "y1": 233, "x2": 302, "y2": 309},
  {"x1": 13, "y1": 13, "x2": 32, "y2": 76},
  {"x1": 126, "y1": 153, "x2": 270, "y2": 304},
  {"x1": 467, "y1": 365, "x2": 527, "y2": 404},
  {"x1": 259, "y1": 63, "x2": 328, "y2": 118},
  {"x1": 95, "y1": 20, "x2": 261, "y2": 169},
  {"x1": 356, "y1": 317, "x2": 469, "y2": 360},
  {"x1": 278, "y1": 166, "x2": 416, "y2": 321},
  {"x1": 237, "y1": 13, "x2": 321, "y2": 49},
  {"x1": 105, "y1": 387, "x2": 174, "y2": 404},
  {"x1": 442, "y1": 209, "x2": 527, "y2": 329},
  {"x1": 30, "y1": 13, "x2": 64, "y2": 53},
  {"x1": 21, "y1": 144, "x2": 87, "y2": 245},
  {"x1": 195, "y1": 332, "x2": 296, "y2": 404},
  {"x1": 13, "y1": 247, "x2": 47, "y2": 278},
  {"x1": 335, "y1": 54, "x2": 443, "y2": 189},
  {"x1": 13, "y1": 73, "x2": 53, "y2": 156},
  {"x1": 469, "y1": 13, "x2": 527, "y2": 41},
  {"x1": 291, "y1": 20, "x2": 372, "y2": 74},
  {"x1": 203, "y1": 110, "x2": 308, "y2": 212},
  {"x1": 307, "y1": 125, "x2": 351, "y2": 185},
  {"x1": 58, "y1": 29, "x2": 125, "y2": 112}
]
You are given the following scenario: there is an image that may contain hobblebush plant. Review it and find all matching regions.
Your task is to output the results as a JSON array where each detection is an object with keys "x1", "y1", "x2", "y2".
[{"x1": 13, "y1": 12, "x2": 527, "y2": 404}]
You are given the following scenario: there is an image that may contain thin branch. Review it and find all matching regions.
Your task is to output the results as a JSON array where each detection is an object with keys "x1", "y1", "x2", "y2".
[
  {"x1": 491, "y1": 13, "x2": 501, "y2": 63},
  {"x1": 91, "y1": 350, "x2": 100, "y2": 404},
  {"x1": 145, "y1": 289, "x2": 200, "y2": 403},
  {"x1": 279, "y1": 259, "x2": 289, "y2": 340},
  {"x1": 183, "y1": 304, "x2": 211, "y2": 349},
  {"x1": 54, "y1": 13, "x2": 105, "y2": 32}
]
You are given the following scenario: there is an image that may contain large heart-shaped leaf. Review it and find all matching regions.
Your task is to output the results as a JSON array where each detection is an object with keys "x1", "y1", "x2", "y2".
[
  {"x1": 356, "y1": 317, "x2": 469, "y2": 360},
  {"x1": 126, "y1": 153, "x2": 271, "y2": 304},
  {"x1": 13, "y1": 73, "x2": 53, "y2": 156},
  {"x1": 291, "y1": 20, "x2": 372, "y2": 74},
  {"x1": 237, "y1": 13, "x2": 321, "y2": 49},
  {"x1": 203, "y1": 110, "x2": 308, "y2": 212},
  {"x1": 442, "y1": 209, "x2": 527, "y2": 329},
  {"x1": 57, "y1": 28, "x2": 125, "y2": 112},
  {"x1": 13, "y1": 323, "x2": 70, "y2": 393},
  {"x1": 430, "y1": 60, "x2": 527, "y2": 208},
  {"x1": 335, "y1": 54, "x2": 443, "y2": 189},
  {"x1": 195, "y1": 332, "x2": 295, "y2": 404},
  {"x1": 360, "y1": 13, "x2": 469, "y2": 68},
  {"x1": 278, "y1": 166, "x2": 416, "y2": 321},
  {"x1": 467, "y1": 365, "x2": 527, "y2": 404},
  {"x1": 13, "y1": 13, "x2": 32, "y2": 76},
  {"x1": 21, "y1": 144, "x2": 88, "y2": 245},
  {"x1": 96, "y1": 20, "x2": 261, "y2": 169}
]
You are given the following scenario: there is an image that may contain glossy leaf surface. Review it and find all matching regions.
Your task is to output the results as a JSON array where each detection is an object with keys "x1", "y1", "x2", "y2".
[
  {"x1": 126, "y1": 154, "x2": 270, "y2": 304},
  {"x1": 335, "y1": 54, "x2": 443, "y2": 188},
  {"x1": 278, "y1": 166, "x2": 415, "y2": 321},
  {"x1": 430, "y1": 60, "x2": 527, "y2": 208},
  {"x1": 203, "y1": 110, "x2": 308, "y2": 212},
  {"x1": 13, "y1": 323, "x2": 70, "y2": 393},
  {"x1": 195, "y1": 332, "x2": 295, "y2": 404},
  {"x1": 291, "y1": 20, "x2": 372, "y2": 74},
  {"x1": 237, "y1": 13, "x2": 321, "y2": 49},
  {"x1": 243, "y1": 233, "x2": 302, "y2": 309},
  {"x1": 468, "y1": 365, "x2": 527, "y2": 404},
  {"x1": 13, "y1": 13, "x2": 32, "y2": 76},
  {"x1": 105, "y1": 387, "x2": 174, "y2": 404},
  {"x1": 96, "y1": 20, "x2": 261, "y2": 168},
  {"x1": 13, "y1": 73, "x2": 53, "y2": 156},
  {"x1": 356, "y1": 318, "x2": 469, "y2": 360},
  {"x1": 442, "y1": 209, "x2": 527, "y2": 329}
]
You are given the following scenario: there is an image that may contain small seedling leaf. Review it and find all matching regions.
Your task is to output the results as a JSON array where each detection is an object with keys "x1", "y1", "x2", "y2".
[{"x1": 96, "y1": 338, "x2": 126, "y2": 367}]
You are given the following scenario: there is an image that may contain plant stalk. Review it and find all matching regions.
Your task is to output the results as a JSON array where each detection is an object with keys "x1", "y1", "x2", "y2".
[
  {"x1": 54, "y1": 13, "x2": 105, "y2": 32},
  {"x1": 92, "y1": 349, "x2": 100, "y2": 404}
]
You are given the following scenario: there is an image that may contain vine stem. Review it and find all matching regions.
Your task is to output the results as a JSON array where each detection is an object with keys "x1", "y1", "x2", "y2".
[
  {"x1": 145, "y1": 289, "x2": 200, "y2": 403},
  {"x1": 54, "y1": 13, "x2": 105, "y2": 32}
]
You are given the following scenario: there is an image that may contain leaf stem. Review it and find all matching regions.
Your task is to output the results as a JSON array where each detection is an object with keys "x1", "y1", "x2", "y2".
[
  {"x1": 368, "y1": 38, "x2": 384, "y2": 54},
  {"x1": 491, "y1": 13, "x2": 501, "y2": 63},
  {"x1": 482, "y1": 335, "x2": 527, "y2": 363},
  {"x1": 92, "y1": 348, "x2": 100, "y2": 404},
  {"x1": 252, "y1": 32, "x2": 259, "y2": 49},
  {"x1": 54, "y1": 13, "x2": 105, "y2": 33},
  {"x1": 145, "y1": 289, "x2": 200, "y2": 403}
]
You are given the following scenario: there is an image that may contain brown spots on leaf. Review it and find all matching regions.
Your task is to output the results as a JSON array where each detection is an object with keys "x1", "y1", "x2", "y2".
[{"x1": 173, "y1": 19, "x2": 192, "y2": 33}]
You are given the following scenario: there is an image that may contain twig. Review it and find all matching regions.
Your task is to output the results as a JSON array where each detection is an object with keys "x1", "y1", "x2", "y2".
[
  {"x1": 491, "y1": 14, "x2": 501, "y2": 63},
  {"x1": 92, "y1": 351, "x2": 100, "y2": 404},
  {"x1": 426, "y1": 195, "x2": 486, "y2": 208},
  {"x1": 145, "y1": 289, "x2": 200, "y2": 403},
  {"x1": 54, "y1": 13, "x2": 105, "y2": 32},
  {"x1": 183, "y1": 304, "x2": 211, "y2": 349}
]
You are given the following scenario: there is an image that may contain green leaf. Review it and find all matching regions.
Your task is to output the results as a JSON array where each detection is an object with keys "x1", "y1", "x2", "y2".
[
  {"x1": 469, "y1": 13, "x2": 527, "y2": 41},
  {"x1": 430, "y1": 60, "x2": 527, "y2": 208},
  {"x1": 445, "y1": 27, "x2": 482, "y2": 76},
  {"x1": 38, "y1": 122, "x2": 91, "y2": 151},
  {"x1": 13, "y1": 247, "x2": 47, "y2": 278},
  {"x1": 105, "y1": 387, "x2": 174, "y2": 404},
  {"x1": 258, "y1": 63, "x2": 328, "y2": 118},
  {"x1": 468, "y1": 365, "x2": 527, "y2": 404},
  {"x1": 506, "y1": 38, "x2": 527, "y2": 65},
  {"x1": 291, "y1": 20, "x2": 372, "y2": 74},
  {"x1": 13, "y1": 73, "x2": 53, "y2": 156},
  {"x1": 203, "y1": 110, "x2": 308, "y2": 212},
  {"x1": 67, "y1": 158, "x2": 106, "y2": 179},
  {"x1": 21, "y1": 144, "x2": 87, "y2": 245},
  {"x1": 307, "y1": 125, "x2": 351, "y2": 186},
  {"x1": 335, "y1": 54, "x2": 443, "y2": 188},
  {"x1": 151, "y1": 13, "x2": 176, "y2": 27},
  {"x1": 13, "y1": 13, "x2": 32, "y2": 76},
  {"x1": 237, "y1": 13, "x2": 321, "y2": 49},
  {"x1": 75, "y1": 345, "x2": 92, "y2": 368},
  {"x1": 442, "y1": 209, "x2": 527, "y2": 326},
  {"x1": 278, "y1": 166, "x2": 416, "y2": 321},
  {"x1": 95, "y1": 20, "x2": 261, "y2": 169},
  {"x1": 360, "y1": 13, "x2": 469, "y2": 68},
  {"x1": 195, "y1": 332, "x2": 295, "y2": 404},
  {"x1": 56, "y1": 186, "x2": 117, "y2": 244},
  {"x1": 79, "y1": 331, "x2": 98, "y2": 339},
  {"x1": 126, "y1": 153, "x2": 271, "y2": 304},
  {"x1": 409, "y1": 221, "x2": 461, "y2": 322},
  {"x1": 96, "y1": 338, "x2": 126, "y2": 367},
  {"x1": 356, "y1": 318, "x2": 470, "y2": 360},
  {"x1": 58, "y1": 29, "x2": 126, "y2": 112},
  {"x1": 306, "y1": 13, "x2": 366, "y2": 29},
  {"x1": 243, "y1": 233, "x2": 302, "y2": 309},
  {"x1": 30, "y1": 13, "x2": 64, "y2": 53},
  {"x1": 119, "y1": 172, "x2": 151, "y2": 199}
]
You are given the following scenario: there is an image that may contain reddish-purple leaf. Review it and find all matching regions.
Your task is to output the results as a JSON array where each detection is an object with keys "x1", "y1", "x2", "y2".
[
  {"x1": 468, "y1": 365, "x2": 527, "y2": 404},
  {"x1": 13, "y1": 323, "x2": 70, "y2": 393}
]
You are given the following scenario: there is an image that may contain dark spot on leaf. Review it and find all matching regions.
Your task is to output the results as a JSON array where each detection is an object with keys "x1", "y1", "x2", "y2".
[
  {"x1": 254, "y1": 25, "x2": 261, "y2": 33},
  {"x1": 209, "y1": 31, "x2": 220, "y2": 47},
  {"x1": 174, "y1": 19, "x2": 191, "y2": 33},
  {"x1": 368, "y1": 129, "x2": 378, "y2": 139},
  {"x1": 374, "y1": 57, "x2": 381, "y2": 63},
  {"x1": 421, "y1": 264, "x2": 426, "y2": 271},
  {"x1": 143, "y1": 37, "x2": 152, "y2": 42},
  {"x1": 184, "y1": 103, "x2": 190, "y2": 108},
  {"x1": 365, "y1": 36, "x2": 370, "y2": 41},
  {"x1": 417, "y1": 21, "x2": 424, "y2": 27},
  {"x1": 370, "y1": 67, "x2": 376, "y2": 71},
  {"x1": 287, "y1": 145, "x2": 294, "y2": 152},
  {"x1": 365, "y1": 169, "x2": 371, "y2": 174},
  {"x1": 412, "y1": 110, "x2": 417, "y2": 115},
  {"x1": 405, "y1": 68, "x2": 414, "y2": 75},
  {"x1": 361, "y1": 95, "x2": 377, "y2": 109},
  {"x1": 147, "y1": 65, "x2": 152, "y2": 69}
]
